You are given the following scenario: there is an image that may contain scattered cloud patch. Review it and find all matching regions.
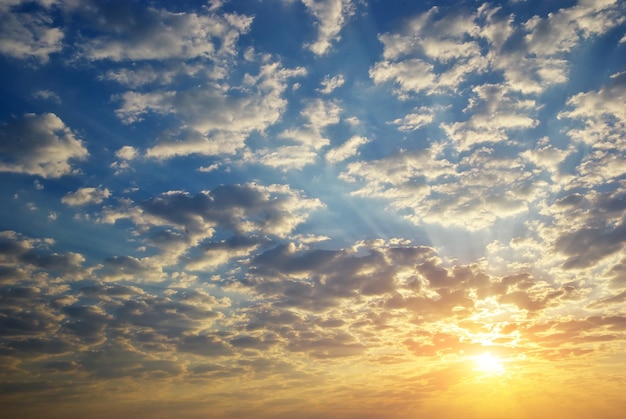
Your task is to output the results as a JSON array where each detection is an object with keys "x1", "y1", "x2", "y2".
[{"x1": 0, "y1": 113, "x2": 88, "y2": 178}]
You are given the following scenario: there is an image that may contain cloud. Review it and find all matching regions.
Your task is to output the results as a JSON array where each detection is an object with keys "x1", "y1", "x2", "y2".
[
  {"x1": 125, "y1": 63, "x2": 307, "y2": 159},
  {"x1": 32, "y1": 89, "x2": 61, "y2": 103},
  {"x1": 558, "y1": 71, "x2": 626, "y2": 172},
  {"x1": 99, "y1": 183, "x2": 323, "y2": 267},
  {"x1": 302, "y1": 0, "x2": 354, "y2": 55},
  {"x1": 62, "y1": 186, "x2": 111, "y2": 206},
  {"x1": 340, "y1": 145, "x2": 541, "y2": 230},
  {"x1": 0, "y1": 1, "x2": 63, "y2": 63},
  {"x1": 318, "y1": 74, "x2": 345, "y2": 94},
  {"x1": 370, "y1": 1, "x2": 623, "y2": 99},
  {"x1": 0, "y1": 113, "x2": 88, "y2": 178},
  {"x1": 76, "y1": 2, "x2": 252, "y2": 62},
  {"x1": 0, "y1": 230, "x2": 86, "y2": 285},
  {"x1": 186, "y1": 236, "x2": 264, "y2": 271},
  {"x1": 370, "y1": 6, "x2": 485, "y2": 96},
  {"x1": 325, "y1": 135, "x2": 369, "y2": 164},
  {"x1": 389, "y1": 107, "x2": 434, "y2": 132},
  {"x1": 244, "y1": 98, "x2": 342, "y2": 169},
  {"x1": 440, "y1": 83, "x2": 538, "y2": 151}
]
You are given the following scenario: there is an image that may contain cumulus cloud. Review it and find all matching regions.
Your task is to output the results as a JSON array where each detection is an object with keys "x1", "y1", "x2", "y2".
[
  {"x1": 120, "y1": 63, "x2": 307, "y2": 159},
  {"x1": 62, "y1": 186, "x2": 111, "y2": 206},
  {"x1": 370, "y1": 6, "x2": 485, "y2": 96},
  {"x1": 99, "y1": 183, "x2": 324, "y2": 266},
  {"x1": 0, "y1": 113, "x2": 88, "y2": 178},
  {"x1": 338, "y1": 145, "x2": 541, "y2": 229},
  {"x1": 76, "y1": 2, "x2": 252, "y2": 62},
  {"x1": 186, "y1": 236, "x2": 264, "y2": 271},
  {"x1": 440, "y1": 83, "x2": 538, "y2": 151},
  {"x1": 0, "y1": 230, "x2": 86, "y2": 286},
  {"x1": 302, "y1": 0, "x2": 354, "y2": 55},
  {"x1": 32, "y1": 89, "x2": 61, "y2": 103},
  {"x1": 244, "y1": 98, "x2": 342, "y2": 169},
  {"x1": 318, "y1": 74, "x2": 345, "y2": 94},
  {"x1": 0, "y1": 1, "x2": 63, "y2": 63},
  {"x1": 370, "y1": 1, "x2": 623, "y2": 98},
  {"x1": 389, "y1": 107, "x2": 434, "y2": 132},
  {"x1": 325, "y1": 135, "x2": 369, "y2": 164}
]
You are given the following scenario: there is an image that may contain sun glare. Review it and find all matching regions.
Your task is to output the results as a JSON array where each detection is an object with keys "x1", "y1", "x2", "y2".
[{"x1": 474, "y1": 352, "x2": 505, "y2": 375}]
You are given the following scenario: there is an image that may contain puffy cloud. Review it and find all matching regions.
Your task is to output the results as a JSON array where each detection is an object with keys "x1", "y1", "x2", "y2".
[
  {"x1": 299, "y1": 98, "x2": 342, "y2": 130},
  {"x1": 244, "y1": 98, "x2": 342, "y2": 169},
  {"x1": 370, "y1": 1, "x2": 623, "y2": 99},
  {"x1": 0, "y1": 230, "x2": 86, "y2": 284},
  {"x1": 243, "y1": 145, "x2": 319, "y2": 170},
  {"x1": 441, "y1": 83, "x2": 538, "y2": 151},
  {"x1": 369, "y1": 58, "x2": 435, "y2": 96},
  {"x1": 325, "y1": 135, "x2": 369, "y2": 164},
  {"x1": 339, "y1": 145, "x2": 541, "y2": 230},
  {"x1": 186, "y1": 236, "x2": 264, "y2": 271},
  {"x1": 100, "y1": 63, "x2": 206, "y2": 88},
  {"x1": 96, "y1": 255, "x2": 165, "y2": 283},
  {"x1": 302, "y1": 0, "x2": 354, "y2": 55},
  {"x1": 62, "y1": 186, "x2": 111, "y2": 206},
  {"x1": 0, "y1": 1, "x2": 63, "y2": 63},
  {"x1": 99, "y1": 183, "x2": 324, "y2": 267},
  {"x1": 123, "y1": 63, "x2": 307, "y2": 159},
  {"x1": 318, "y1": 74, "x2": 345, "y2": 94},
  {"x1": 32, "y1": 89, "x2": 61, "y2": 103},
  {"x1": 558, "y1": 72, "x2": 626, "y2": 178},
  {"x1": 520, "y1": 137, "x2": 574, "y2": 179},
  {"x1": 76, "y1": 2, "x2": 252, "y2": 62},
  {"x1": 110, "y1": 146, "x2": 138, "y2": 173},
  {"x1": 0, "y1": 113, "x2": 88, "y2": 178},
  {"x1": 370, "y1": 7, "x2": 486, "y2": 96},
  {"x1": 389, "y1": 107, "x2": 434, "y2": 132}
]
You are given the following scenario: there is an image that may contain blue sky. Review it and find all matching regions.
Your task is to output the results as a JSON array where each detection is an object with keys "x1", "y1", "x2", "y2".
[{"x1": 1, "y1": 0, "x2": 626, "y2": 418}]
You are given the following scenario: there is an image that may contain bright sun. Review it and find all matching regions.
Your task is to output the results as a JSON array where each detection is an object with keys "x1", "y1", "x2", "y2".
[{"x1": 474, "y1": 352, "x2": 505, "y2": 375}]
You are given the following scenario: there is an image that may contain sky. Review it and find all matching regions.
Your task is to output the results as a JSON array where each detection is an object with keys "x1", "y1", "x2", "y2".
[{"x1": 1, "y1": 0, "x2": 626, "y2": 417}]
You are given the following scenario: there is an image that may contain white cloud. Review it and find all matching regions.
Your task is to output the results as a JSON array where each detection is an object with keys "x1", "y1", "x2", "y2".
[
  {"x1": 370, "y1": 1, "x2": 623, "y2": 98},
  {"x1": 369, "y1": 58, "x2": 435, "y2": 96},
  {"x1": 325, "y1": 135, "x2": 369, "y2": 164},
  {"x1": 245, "y1": 98, "x2": 342, "y2": 169},
  {"x1": 441, "y1": 83, "x2": 538, "y2": 151},
  {"x1": 318, "y1": 74, "x2": 345, "y2": 94},
  {"x1": 390, "y1": 107, "x2": 434, "y2": 132},
  {"x1": 339, "y1": 145, "x2": 539, "y2": 230},
  {"x1": 115, "y1": 146, "x2": 139, "y2": 161},
  {"x1": 62, "y1": 186, "x2": 111, "y2": 206},
  {"x1": 100, "y1": 183, "x2": 324, "y2": 251},
  {"x1": 0, "y1": 1, "x2": 63, "y2": 63},
  {"x1": 96, "y1": 255, "x2": 165, "y2": 283},
  {"x1": 302, "y1": 0, "x2": 354, "y2": 55},
  {"x1": 520, "y1": 138, "x2": 574, "y2": 180},
  {"x1": 78, "y1": 5, "x2": 253, "y2": 62},
  {"x1": 0, "y1": 113, "x2": 88, "y2": 178},
  {"x1": 370, "y1": 7, "x2": 487, "y2": 96},
  {"x1": 301, "y1": 98, "x2": 342, "y2": 129},
  {"x1": 110, "y1": 146, "x2": 139, "y2": 174},
  {"x1": 556, "y1": 71, "x2": 626, "y2": 186},
  {"x1": 100, "y1": 64, "x2": 207, "y2": 88},
  {"x1": 246, "y1": 145, "x2": 319, "y2": 170},
  {"x1": 119, "y1": 63, "x2": 307, "y2": 159},
  {"x1": 32, "y1": 89, "x2": 61, "y2": 103}
]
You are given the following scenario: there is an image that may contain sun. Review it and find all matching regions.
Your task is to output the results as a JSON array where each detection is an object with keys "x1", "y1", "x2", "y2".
[{"x1": 474, "y1": 352, "x2": 505, "y2": 375}]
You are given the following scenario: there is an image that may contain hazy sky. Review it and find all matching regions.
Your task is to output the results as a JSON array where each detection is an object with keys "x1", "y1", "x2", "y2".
[{"x1": 1, "y1": 0, "x2": 626, "y2": 418}]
